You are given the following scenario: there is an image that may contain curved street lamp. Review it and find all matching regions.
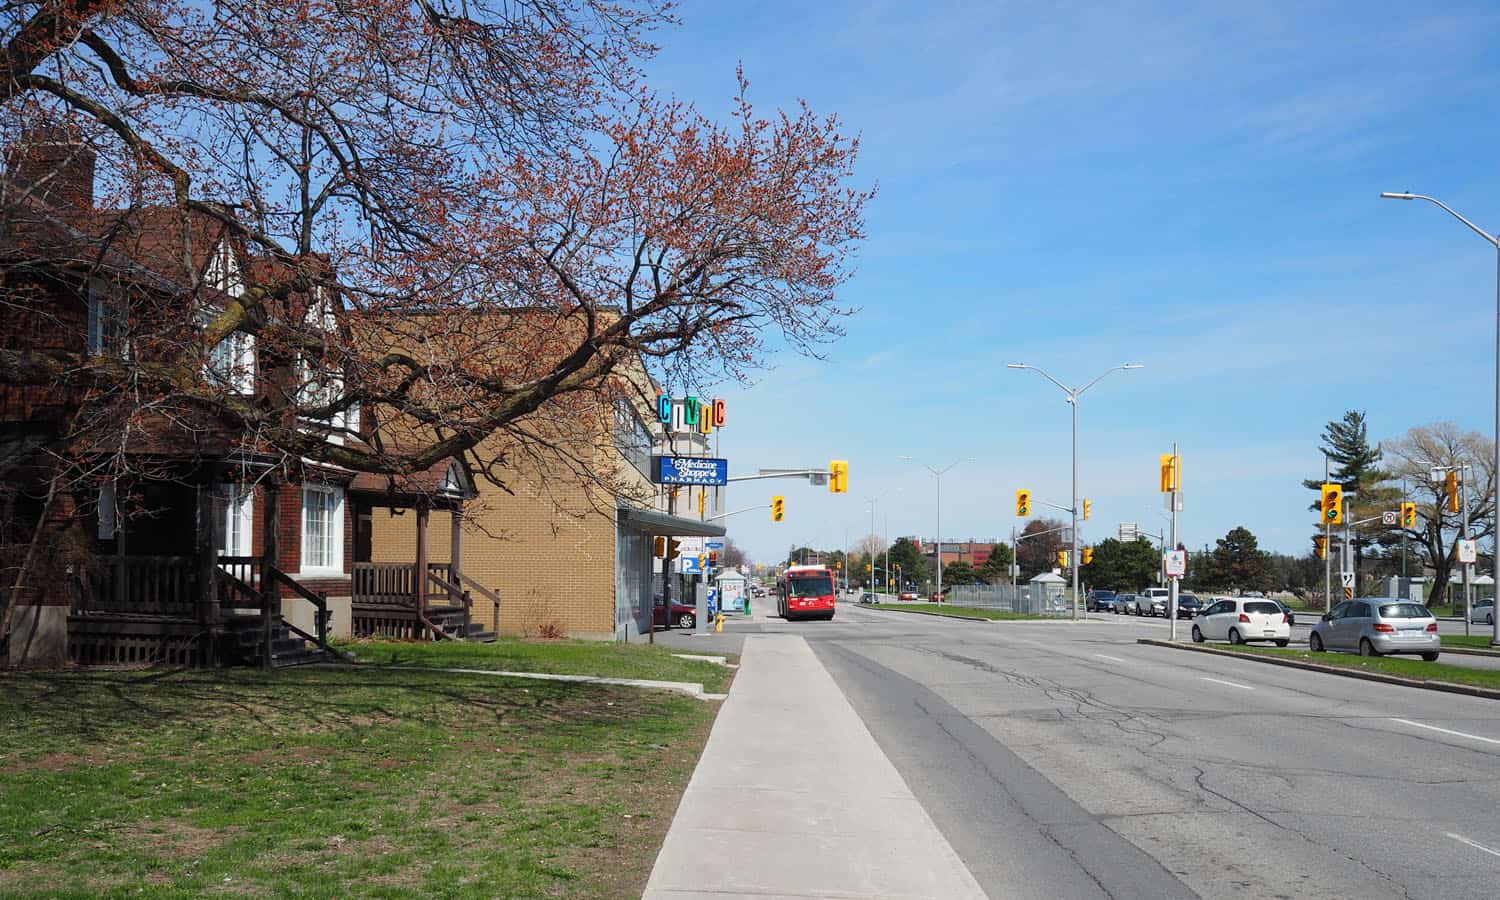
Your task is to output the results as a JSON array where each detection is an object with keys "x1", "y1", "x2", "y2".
[
  {"x1": 1381, "y1": 192, "x2": 1500, "y2": 647},
  {"x1": 1007, "y1": 363, "x2": 1143, "y2": 620}
]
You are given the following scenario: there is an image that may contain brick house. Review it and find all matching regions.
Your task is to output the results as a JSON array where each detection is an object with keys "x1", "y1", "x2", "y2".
[{"x1": 0, "y1": 128, "x2": 479, "y2": 666}]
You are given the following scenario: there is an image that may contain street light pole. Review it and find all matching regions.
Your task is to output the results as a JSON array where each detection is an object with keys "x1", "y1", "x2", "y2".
[
  {"x1": 1382, "y1": 192, "x2": 1500, "y2": 647},
  {"x1": 899, "y1": 456, "x2": 972, "y2": 603},
  {"x1": 1008, "y1": 362, "x2": 1144, "y2": 621}
]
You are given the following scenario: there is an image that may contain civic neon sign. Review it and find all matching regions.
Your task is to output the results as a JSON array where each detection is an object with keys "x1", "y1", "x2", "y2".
[{"x1": 657, "y1": 395, "x2": 727, "y2": 432}]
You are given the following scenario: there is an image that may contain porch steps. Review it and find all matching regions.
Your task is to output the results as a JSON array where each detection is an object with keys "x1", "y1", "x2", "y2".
[
  {"x1": 224, "y1": 614, "x2": 340, "y2": 668},
  {"x1": 427, "y1": 606, "x2": 497, "y2": 643}
]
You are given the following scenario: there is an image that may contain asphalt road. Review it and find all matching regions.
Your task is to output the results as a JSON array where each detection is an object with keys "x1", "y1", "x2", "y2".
[{"x1": 751, "y1": 603, "x2": 1500, "y2": 899}]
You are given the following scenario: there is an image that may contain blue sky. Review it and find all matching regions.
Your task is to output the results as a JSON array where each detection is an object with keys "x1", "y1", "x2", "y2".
[{"x1": 643, "y1": 1, "x2": 1500, "y2": 563}]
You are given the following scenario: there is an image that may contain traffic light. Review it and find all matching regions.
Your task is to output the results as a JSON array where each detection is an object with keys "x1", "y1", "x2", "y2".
[
  {"x1": 698, "y1": 490, "x2": 705, "y2": 516},
  {"x1": 666, "y1": 537, "x2": 682, "y2": 560},
  {"x1": 1160, "y1": 453, "x2": 1179, "y2": 493},
  {"x1": 1445, "y1": 470, "x2": 1460, "y2": 513},
  {"x1": 1016, "y1": 489, "x2": 1030, "y2": 517},
  {"x1": 1056, "y1": 550, "x2": 1069, "y2": 569},
  {"x1": 1321, "y1": 483, "x2": 1343, "y2": 525},
  {"x1": 1400, "y1": 502, "x2": 1417, "y2": 529},
  {"x1": 866, "y1": 563, "x2": 872, "y2": 572},
  {"x1": 1313, "y1": 535, "x2": 1326, "y2": 559},
  {"x1": 1082, "y1": 546, "x2": 1094, "y2": 565},
  {"x1": 1082, "y1": 499, "x2": 1092, "y2": 521},
  {"x1": 771, "y1": 495, "x2": 785, "y2": 522},
  {"x1": 829, "y1": 460, "x2": 849, "y2": 493},
  {"x1": 709, "y1": 551, "x2": 718, "y2": 567},
  {"x1": 653, "y1": 536, "x2": 666, "y2": 558}
]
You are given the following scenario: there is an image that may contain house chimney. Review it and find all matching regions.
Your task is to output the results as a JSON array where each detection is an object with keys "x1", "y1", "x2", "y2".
[{"x1": 5, "y1": 126, "x2": 97, "y2": 221}]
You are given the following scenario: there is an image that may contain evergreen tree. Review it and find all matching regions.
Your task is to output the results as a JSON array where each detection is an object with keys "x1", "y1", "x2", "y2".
[
  {"x1": 1210, "y1": 526, "x2": 1272, "y2": 593},
  {"x1": 1081, "y1": 538, "x2": 1159, "y2": 591},
  {"x1": 1303, "y1": 410, "x2": 1397, "y2": 583},
  {"x1": 976, "y1": 543, "x2": 1014, "y2": 583}
]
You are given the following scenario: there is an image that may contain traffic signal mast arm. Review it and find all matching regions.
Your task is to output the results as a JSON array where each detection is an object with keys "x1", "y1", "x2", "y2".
[
  {"x1": 726, "y1": 468, "x2": 834, "y2": 482},
  {"x1": 705, "y1": 504, "x2": 773, "y2": 522},
  {"x1": 1031, "y1": 497, "x2": 1077, "y2": 516},
  {"x1": 1015, "y1": 523, "x2": 1073, "y2": 542}
]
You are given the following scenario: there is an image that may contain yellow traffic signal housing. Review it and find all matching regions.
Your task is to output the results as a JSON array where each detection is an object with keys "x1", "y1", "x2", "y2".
[
  {"x1": 829, "y1": 460, "x2": 849, "y2": 493},
  {"x1": 1016, "y1": 489, "x2": 1031, "y2": 517},
  {"x1": 653, "y1": 536, "x2": 667, "y2": 558},
  {"x1": 771, "y1": 495, "x2": 785, "y2": 522},
  {"x1": 1400, "y1": 502, "x2": 1417, "y2": 529},
  {"x1": 1082, "y1": 499, "x2": 1092, "y2": 521},
  {"x1": 1160, "y1": 453, "x2": 1179, "y2": 493},
  {"x1": 1313, "y1": 535, "x2": 1326, "y2": 559},
  {"x1": 1446, "y1": 470, "x2": 1460, "y2": 513},
  {"x1": 1056, "y1": 550, "x2": 1068, "y2": 568},
  {"x1": 698, "y1": 490, "x2": 706, "y2": 516},
  {"x1": 1326, "y1": 486, "x2": 1344, "y2": 523},
  {"x1": 666, "y1": 538, "x2": 682, "y2": 560},
  {"x1": 1082, "y1": 546, "x2": 1094, "y2": 565}
]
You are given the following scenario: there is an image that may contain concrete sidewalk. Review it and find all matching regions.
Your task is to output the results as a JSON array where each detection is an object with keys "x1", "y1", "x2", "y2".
[{"x1": 642, "y1": 634, "x2": 987, "y2": 899}]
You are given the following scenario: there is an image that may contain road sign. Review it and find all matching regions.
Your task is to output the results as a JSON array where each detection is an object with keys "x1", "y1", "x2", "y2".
[
  {"x1": 1458, "y1": 539, "x2": 1478, "y2": 564},
  {"x1": 677, "y1": 537, "x2": 705, "y2": 555},
  {"x1": 705, "y1": 540, "x2": 725, "y2": 550},
  {"x1": 1381, "y1": 511, "x2": 1398, "y2": 526},
  {"x1": 1164, "y1": 550, "x2": 1187, "y2": 577},
  {"x1": 1340, "y1": 572, "x2": 1355, "y2": 590},
  {"x1": 1343, "y1": 587, "x2": 1354, "y2": 600},
  {"x1": 1118, "y1": 523, "x2": 1138, "y2": 541}
]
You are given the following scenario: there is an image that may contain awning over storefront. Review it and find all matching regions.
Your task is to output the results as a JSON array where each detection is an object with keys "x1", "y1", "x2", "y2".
[{"x1": 616, "y1": 506, "x2": 726, "y2": 538}]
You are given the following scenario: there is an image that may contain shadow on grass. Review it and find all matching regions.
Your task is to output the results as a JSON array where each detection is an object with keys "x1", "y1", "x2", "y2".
[{"x1": 2, "y1": 665, "x2": 672, "y2": 752}]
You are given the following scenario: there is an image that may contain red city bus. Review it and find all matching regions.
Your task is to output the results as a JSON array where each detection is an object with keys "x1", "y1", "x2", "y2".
[{"x1": 777, "y1": 564, "x2": 837, "y2": 621}]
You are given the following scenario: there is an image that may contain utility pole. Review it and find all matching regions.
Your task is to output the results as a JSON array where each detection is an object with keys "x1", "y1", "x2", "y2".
[
  {"x1": 1324, "y1": 452, "x2": 1332, "y2": 614},
  {"x1": 1462, "y1": 465, "x2": 1472, "y2": 637},
  {"x1": 1168, "y1": 441, "x2": 1180, "y2": 641}
]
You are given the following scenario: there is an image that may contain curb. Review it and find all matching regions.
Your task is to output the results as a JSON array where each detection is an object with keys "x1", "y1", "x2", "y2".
[
  {"x1": 858, "y1": 605, "x2": 1057, "y2": 623},
  {"x1": 1440, "y1": 646, "x2": 1500, "y2": 658},
  {"x1": 1136, "y1": 639, "x2": 1500, "y2": 701},
  {"x1": 322, "y1": 663, "x2": 726, "y2": 701}
]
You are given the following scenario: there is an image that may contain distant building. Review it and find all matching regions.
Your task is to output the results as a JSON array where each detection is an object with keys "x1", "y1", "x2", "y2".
[{"x1": 914, "y1": 538, "x2": 999, "y2": 570}]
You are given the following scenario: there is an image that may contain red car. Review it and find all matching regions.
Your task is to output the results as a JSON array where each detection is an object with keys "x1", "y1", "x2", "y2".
[
  {"x1": 899, "y1": 591, "x2": 918, "y2": 601},
  {"x1": 652, "y1": 596, "x2": 698, "y2": 629}
]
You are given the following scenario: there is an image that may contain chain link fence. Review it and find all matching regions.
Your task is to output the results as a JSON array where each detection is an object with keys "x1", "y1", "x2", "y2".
[{"x1": 947, "y1": 582, "x2": 1073, "y2": 616}]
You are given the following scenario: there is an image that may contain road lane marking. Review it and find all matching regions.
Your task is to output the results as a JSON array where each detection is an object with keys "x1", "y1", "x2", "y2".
[
  {"x1": 1446, "y1": 833, "x2": 1500, "y2": 858},
  {"x1": 1391, "y1": 718, "x2": 1500, "y2": 746},
  {"x1": 1199, "y1": 676, "x2": 1254, "y2": 690},
  {"x1": 1093, "y1": 654, "x2": 1126, "y2": 663}
]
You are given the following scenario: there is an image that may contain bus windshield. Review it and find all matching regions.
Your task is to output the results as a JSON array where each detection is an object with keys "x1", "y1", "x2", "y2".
[{"x1": 788, "y1": 576, "x2": 834, "y2": 597}]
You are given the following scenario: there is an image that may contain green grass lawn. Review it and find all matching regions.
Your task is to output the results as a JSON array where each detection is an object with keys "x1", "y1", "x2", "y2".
[
  {"x1": 868, "y1": 603, "x2": 1050, "y2": 621},
  {"x1": 1441, "y1": 634, "x2": 1500, "y2": 651},
  {"x1": 0, "y1": 664, "x2": 718, "y2": 898},
  {"x1": 339, "y1": 637, "x2": 735, "y2": 694},
  {"x1": 1209, "y1": 644, "x2": 1500, "y2": 690}
]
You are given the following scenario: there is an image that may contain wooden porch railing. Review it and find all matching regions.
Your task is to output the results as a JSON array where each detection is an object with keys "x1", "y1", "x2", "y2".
[
  {"x1": 79, "y1": 556, "x2": 198, "y2": 618},
  {"x1": 456, "y1": 571, "x2": 501, "y2": 634},
  {"x1": 267, "y1": 567, "x2": 335, "y2": 658},
  {"x1": 352, "y1": 562, "x2": 418, "y2": 607}
]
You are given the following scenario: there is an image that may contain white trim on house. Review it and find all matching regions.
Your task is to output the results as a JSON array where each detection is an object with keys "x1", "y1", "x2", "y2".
[{"x1": 217, "y1": 484, "x2": 254, "y2": 557}]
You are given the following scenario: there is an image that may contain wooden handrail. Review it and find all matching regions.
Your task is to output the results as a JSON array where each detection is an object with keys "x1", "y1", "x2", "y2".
[
  {"x1": 427, "y1": 570, "x2": 471, "y2": 636},
  {"x1": 455, "y1": 571, "x2": 501, "y2": 633},
  {"x1": 267, "y1": 567, "x2": 335, "y2": 654}
]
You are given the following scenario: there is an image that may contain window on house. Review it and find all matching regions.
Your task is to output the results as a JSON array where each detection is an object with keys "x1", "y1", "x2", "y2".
[
  {"x1": 97, "y1": 482, "x2": 117, "y2": 540},
  {"x1": 87, "y1": 279, "x2": 128, "y2": 357},
  {"x1": 301, "y1": 484, "x2": 343, "y2": 571},
  {"x1": 216, "y1": 485, "x2": 254, "y2": 557},
  {"x1": 206, "y1": 330, "x2": 256, "y2": 394}
]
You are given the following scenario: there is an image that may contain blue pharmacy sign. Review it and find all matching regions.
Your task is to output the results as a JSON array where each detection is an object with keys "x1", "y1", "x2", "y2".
[{"x1": 652, "y1": 456, "x2": 729, "y2": 486}]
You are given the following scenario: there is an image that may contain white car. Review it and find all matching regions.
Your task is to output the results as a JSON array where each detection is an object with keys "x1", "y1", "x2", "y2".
[
  {"x1": 1135, "y1": 587, "x2": 1170, "y2": 616},
  {"x1": 1192, "y1": 597, "x2": 1290, "y2": 646},
  {"x1": 1470, "y1": 600, "x2": 1495, "y2": 626}
]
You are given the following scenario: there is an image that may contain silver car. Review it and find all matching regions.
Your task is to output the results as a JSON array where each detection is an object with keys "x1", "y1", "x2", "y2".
[
  {"x1": 1309, "y1": 598, "x2": 1440, "y2": 660},
  {"x1": 1469, "y1": 599, "x2": 1495, "y2": 626}
]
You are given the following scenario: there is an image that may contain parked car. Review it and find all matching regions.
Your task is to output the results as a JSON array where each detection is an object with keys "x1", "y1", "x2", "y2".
[
  {"x1": 1115, "y1": 593, "x2": 1137, "y2": 614},
  {"x1": 1191, "y1": 597, "x2": 1290, "y2": 646},
  {"x1": 652, "y1": 595, "x2": 699, "y2": 629},
  {"x1": 1175, "y1": 593, "x2": 1202, "y2": 619},
  {"x1": 1470, "y1": 599, "x2": 1495, "y2": 626},
  {"x1": 1086, "y1": 590, "x2": 1118, "y2": 612},
  {"x1": 1310, "y1": 598, "x2": 1439, "y2": 660},
  {"x1": 1135, "y1": 588, "x2": 1170, "y2": 616}
]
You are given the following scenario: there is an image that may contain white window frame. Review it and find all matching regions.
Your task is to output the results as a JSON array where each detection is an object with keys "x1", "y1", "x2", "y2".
[
  {"x1": 299, "y1": 484, "x2": 345, "y2": 575},
  {"x1": 217, "y1": 484, "x2": 255, "y2": 557},
  {"x1": 87, "y1": 278, "x2": 128, "y2": 358},
  {"x1": 201, "y1": 241, "x2": 256, "y2": 393}
]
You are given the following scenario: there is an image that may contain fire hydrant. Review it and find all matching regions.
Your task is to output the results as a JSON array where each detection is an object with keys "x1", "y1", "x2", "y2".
[{"x1": 714, "y1": 613, "x2": 725, "y2": 633}]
